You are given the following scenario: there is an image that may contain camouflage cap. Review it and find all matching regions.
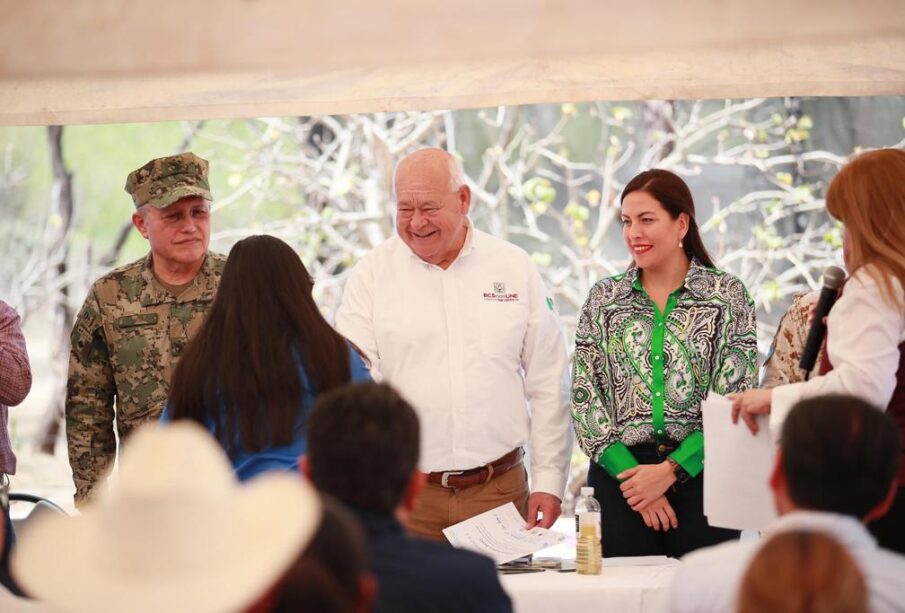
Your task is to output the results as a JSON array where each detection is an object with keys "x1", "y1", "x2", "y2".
[{"x1": 125, "y1": 152, "x2": 212, "y2": 210}]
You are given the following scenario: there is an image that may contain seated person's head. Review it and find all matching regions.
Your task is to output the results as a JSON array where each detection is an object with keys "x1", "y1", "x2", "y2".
[
  {"x1": 265, "y1": 496, "x2": 375, "y2": 613},
  {"x1": 774, "y1": 394, "x2": 900, "y2": 521},
  {"x1": 736, "y1": 530, "x2": 867, "y2": 613},
  {"x1": 304, "y1": 382, "x2": 420, "y2": 514}
]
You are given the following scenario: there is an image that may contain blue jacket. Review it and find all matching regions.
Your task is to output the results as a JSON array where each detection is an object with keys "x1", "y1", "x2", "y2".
[
  {"x1": 352, "y1": 508, "x2": 513, "y2": 613},
  {"x1": 162, "y1": 346, "x2": 370, "y2": 480}
]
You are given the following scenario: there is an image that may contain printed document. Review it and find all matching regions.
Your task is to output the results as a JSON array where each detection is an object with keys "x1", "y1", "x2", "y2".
[{"x1": 442, "y1": 502, "x2": 567, "y2": 564}]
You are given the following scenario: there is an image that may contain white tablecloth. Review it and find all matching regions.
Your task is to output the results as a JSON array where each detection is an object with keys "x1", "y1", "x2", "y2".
[{"x1": 500, "y1": 558, "x2": 677, "y2": 613}]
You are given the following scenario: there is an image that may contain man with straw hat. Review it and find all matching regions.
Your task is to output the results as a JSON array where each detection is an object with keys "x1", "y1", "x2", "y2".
[{"x1": 14, "y1": 422, "x2": 321, "y2": 613}]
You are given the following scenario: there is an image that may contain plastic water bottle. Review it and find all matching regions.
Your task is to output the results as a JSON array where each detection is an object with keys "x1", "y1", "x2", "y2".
[{"x1": 574, "y1": 486, "x2": 602, "y2": 575}]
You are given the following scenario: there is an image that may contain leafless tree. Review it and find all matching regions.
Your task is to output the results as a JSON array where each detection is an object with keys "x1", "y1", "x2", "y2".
[{"x1": 4, "y1": 98, "x2": 904, "y2": 459}]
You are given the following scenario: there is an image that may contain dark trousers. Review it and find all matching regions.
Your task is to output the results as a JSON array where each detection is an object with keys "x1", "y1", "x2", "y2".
[
  {"x1": 869, "y1": 485, "x2": 905, "y2": 555},
  {"x1": 1, "y1": 505, "x2": 24, "y2": 596},
  {"x1": 588, "y1": 443, "x2": 739, "y2": 559}
]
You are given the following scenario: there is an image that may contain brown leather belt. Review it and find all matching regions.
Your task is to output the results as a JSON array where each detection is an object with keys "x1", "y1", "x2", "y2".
[{"x1": 427, "y1": 448, "x2": 524, "y2": 490}]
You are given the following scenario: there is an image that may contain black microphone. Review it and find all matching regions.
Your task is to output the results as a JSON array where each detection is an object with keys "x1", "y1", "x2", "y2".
[{"x1": 799, "y1": 265, "x2": 847, "y2": 377}]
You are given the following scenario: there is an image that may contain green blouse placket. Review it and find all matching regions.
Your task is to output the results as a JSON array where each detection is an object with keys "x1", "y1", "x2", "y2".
[
  {"x1": 636, "y1": 275, "x2": 679, "y2": 446},
  {"x1": 637, "y1": 278, "x2": 706, "y2": 476}
]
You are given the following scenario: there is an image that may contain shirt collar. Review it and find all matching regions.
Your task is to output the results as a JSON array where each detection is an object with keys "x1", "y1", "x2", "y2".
[
  {"x1": 767, "y1": 510, "x2": 876, "y2": 552},
  {"x1": 627, "y1": 258, "x2": 711, "y2": 300},
  {"x1": 140, "y1": 252, "x2": 218, "y2": 306},
  {"x1": 348, "y1": 507, "x2": 404, "y2": 537}
]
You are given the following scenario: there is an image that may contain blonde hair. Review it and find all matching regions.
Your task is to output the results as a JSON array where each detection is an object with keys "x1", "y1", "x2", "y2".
[
  {"x1": 737, "y1": 531, "x2": 868, "y2": 613},
  {"x1": 826, "y1": 148, "x2": 905, "y2": 309}
]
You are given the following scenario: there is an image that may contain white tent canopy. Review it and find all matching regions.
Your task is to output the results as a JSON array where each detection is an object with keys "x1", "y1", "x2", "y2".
[{"x1": 1, "y1": 0, "x2": 904, "y2": 126}]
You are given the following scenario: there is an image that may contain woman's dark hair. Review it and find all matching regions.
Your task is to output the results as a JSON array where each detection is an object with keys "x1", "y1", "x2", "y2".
[
  {"x1": 270, "y1": 496, "x2": 371, "y2": 613},
  {"x1": 620, "y1": 169, "x2": 715, "y2": 268},
  {"x1": 168, "y1": 234, "x2": 357, "y2": 452}
]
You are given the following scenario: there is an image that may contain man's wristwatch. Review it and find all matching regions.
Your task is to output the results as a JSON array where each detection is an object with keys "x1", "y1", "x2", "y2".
[{"x1": 665, "y1": 457, "x2": 691, "y2": 484}]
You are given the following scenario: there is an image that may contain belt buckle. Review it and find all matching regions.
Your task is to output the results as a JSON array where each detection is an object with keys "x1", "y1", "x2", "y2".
[{"x1": 441, "y1": 470, "x2": 464, "y2": 488}]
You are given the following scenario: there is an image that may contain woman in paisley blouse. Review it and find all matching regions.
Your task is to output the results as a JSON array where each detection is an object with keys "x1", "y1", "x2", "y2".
[{"x1": 571, "y1": 169, "x2": 758, "y2": 558}]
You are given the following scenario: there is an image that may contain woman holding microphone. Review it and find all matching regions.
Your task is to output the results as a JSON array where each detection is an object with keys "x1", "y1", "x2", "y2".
[
  {"x1": 732, "y1": 148, "x2": 905, "y2": 554},
  {"x1": 572, "y1": 169, "x2": 758, "y2": 557}
]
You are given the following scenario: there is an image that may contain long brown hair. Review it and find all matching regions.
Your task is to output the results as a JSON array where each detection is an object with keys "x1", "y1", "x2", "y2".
[
  {"x1": 168, "y1": 234, "x2": 356, "y2": 452},
  {"x1": 621, "y1": 169, "x2": 715, "y2": 268},
  {"x1": 826, "y1": 148, "x2": 905, "y2": 309},
  {"x1": 737, "y1": 530, "x2": 868, "y2": 613}
]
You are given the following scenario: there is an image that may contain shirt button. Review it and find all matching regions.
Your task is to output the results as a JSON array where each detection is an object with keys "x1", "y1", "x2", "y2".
[
  {"x1": 657, "y1": 430, "x2": 664, "y2": 436},
  {"x1": 658, "y1": 322, "x2": 664, "y2": 327},
  {"x1": 655, "y1": 391, "x2": 662, "y2": 397},
  {"x1": 654, "y1": 355, "x2": 661, "y2": 360}
]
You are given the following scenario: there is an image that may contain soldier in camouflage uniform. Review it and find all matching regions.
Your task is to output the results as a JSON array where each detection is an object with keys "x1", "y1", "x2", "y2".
[
  {"x1": 66, "y1": 153, "x2": 226, "y2": 506},
  {"x1": 761, "y1": 291, "x2": 819, "y2": 387}
]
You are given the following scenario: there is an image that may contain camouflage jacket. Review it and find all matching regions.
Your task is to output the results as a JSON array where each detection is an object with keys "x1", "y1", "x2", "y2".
[
  {"x1": 761, "y1": 291, "x2": 819, "y2": 388},
  {"x1": 66, "y1": 252, "x2": 225, "y2": 505}
]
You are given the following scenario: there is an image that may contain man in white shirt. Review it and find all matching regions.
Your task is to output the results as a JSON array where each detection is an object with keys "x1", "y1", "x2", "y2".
[
  {"x1": 336, "y1": 148, "x2": 571, "y2": 540},
  {"x1": 666, "y1": 394, "x2": 905, "y2": 613}
]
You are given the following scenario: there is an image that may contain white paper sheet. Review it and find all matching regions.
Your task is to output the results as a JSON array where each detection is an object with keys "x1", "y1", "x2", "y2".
[
  {"x1": 702, "y1": 393, "x2": 778, "y2": 531},
  {"x1": 442, "y1": 502, "x2": 567, "y2": 564},
  {"x1": 602, "y1": 555, "x2": 677, "y2": 567}
]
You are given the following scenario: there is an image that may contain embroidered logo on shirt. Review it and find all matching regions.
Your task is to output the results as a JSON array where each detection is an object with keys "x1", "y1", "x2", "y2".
[
  {"x1": 483, "y1": 281, "x2": 519, "y2": 302},
  {"x1": 546, "y1": 296, "x2": 555, "y2": 311}
]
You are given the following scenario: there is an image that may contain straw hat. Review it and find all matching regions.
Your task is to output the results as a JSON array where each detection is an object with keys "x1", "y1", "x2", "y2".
[{"x1": 13, "y1": 422, "x2": 321, "y2": 613}]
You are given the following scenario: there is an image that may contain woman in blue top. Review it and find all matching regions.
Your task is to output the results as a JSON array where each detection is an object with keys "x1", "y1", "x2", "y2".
[{"x1": 164, "y1": 234, "x2": 370, "y2": 480}]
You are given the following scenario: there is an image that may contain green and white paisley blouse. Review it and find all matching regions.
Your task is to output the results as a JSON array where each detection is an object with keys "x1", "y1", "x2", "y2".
[{"x1": 571, "y1": 261, "x2": 757, "y2": 480}]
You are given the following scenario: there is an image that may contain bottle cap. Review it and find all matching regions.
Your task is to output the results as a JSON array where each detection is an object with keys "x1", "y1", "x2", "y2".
[{"x1": 580, "y1": 487, "x2": 594, "y2": 496}]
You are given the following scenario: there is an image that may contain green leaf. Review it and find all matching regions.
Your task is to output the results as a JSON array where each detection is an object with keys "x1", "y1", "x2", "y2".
[
  {"x1": 794, "y1": 184, "x2": 813, "y2": 200},
  {"x1": 610, "y1": 106, "x2": 633, "y2": 122},
  {"x1": 823, "y1": 227, "x2": 843, "y2": 248},
  {"x1": 763, "y1": 280, "x2": 782, "y2": 301},
  {"x1": 531, "y1": 251, "x2": 553, "y2": 267},
  {"x1": 564, "y1": 201, "x2": 590, "y2": 222},
  {"x1": 530, "y1": 201, "x2": 548, "y2": 215},
  {"x1": 524, "y1": 177, "x2": 557, "y2": 204},
  {"x1": 561, "y1": 103, "x2": 578, "y2": 117}
]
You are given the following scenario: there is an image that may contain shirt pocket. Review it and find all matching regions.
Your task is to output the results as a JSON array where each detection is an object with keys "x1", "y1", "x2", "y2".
[
  {"x1": 108, "y1": 312, "x2": 166, "y2": 371},
  {"x1": 478, "y1": 299, "x2": 529, "y2": 361}
]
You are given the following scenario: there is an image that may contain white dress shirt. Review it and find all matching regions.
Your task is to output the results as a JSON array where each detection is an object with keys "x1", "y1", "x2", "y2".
[
  {"x1": 771, "y1": 266, "x2": 905, "y2": 437},
  {"x1": 665, "y1": 510, "x2": 905, "y2": 613},
  {"x1": 336, "y1": 220, "x2": 571, "y2": 497}
]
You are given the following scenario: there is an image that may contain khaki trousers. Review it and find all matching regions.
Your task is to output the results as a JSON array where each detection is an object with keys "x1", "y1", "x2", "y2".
[{"x1": 406, "y1": 464, "x2": 530, "y2": 542}]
